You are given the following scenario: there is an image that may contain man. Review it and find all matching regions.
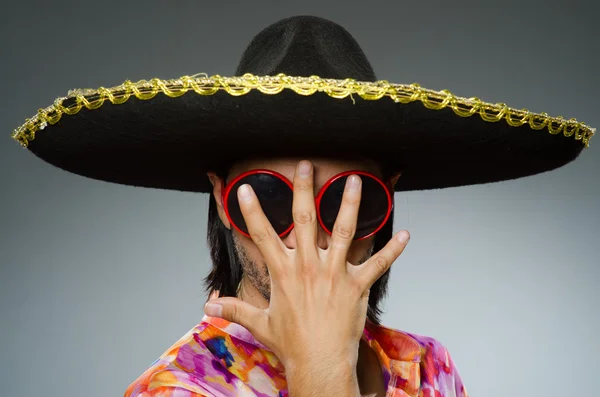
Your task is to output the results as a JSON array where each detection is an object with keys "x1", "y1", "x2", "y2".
[
  {"x1": 200, "y1": 156, "x2": 414, "y2": 396},
  {"x1": 11, "y1": 15, "x2": 593, "y2": 397}
]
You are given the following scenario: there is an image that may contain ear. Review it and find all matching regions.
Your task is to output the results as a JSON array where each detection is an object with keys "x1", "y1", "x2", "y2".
[
  {"x1": 389, "y1": 172, "x2": 402, "y2": 189},
  {"x1": 207, "y1": 172, "x2": 231, "y2": 230}
]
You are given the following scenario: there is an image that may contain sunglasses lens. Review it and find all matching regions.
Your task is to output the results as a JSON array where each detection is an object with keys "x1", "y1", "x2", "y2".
[
  {"x1": 319, "y1": 175, "x2": 390, "y2": 239},
  {"x1": 226, "y1": 173, "x2": 294, "y2": 236}
]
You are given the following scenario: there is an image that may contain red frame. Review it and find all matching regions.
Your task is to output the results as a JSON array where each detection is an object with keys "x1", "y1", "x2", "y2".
[
  {"x1": 222, "y1": 169, "x2": 393, "y2": 241},
  {"x1": 222, "y1": 169, "x2": 295, "y2": 238},
  {"x1": 315, "y1": 170, "x2": 393, "y2": 240}
]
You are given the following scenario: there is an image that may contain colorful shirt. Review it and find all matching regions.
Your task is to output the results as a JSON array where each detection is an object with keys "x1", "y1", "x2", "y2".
[{"x1": 124, "y1": 315, "x2": 468, "y2": 397}]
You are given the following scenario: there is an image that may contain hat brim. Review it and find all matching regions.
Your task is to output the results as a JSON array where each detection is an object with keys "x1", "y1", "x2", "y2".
[{"x1": 12, "y1": 74, "x2": 594, "y2": 192}]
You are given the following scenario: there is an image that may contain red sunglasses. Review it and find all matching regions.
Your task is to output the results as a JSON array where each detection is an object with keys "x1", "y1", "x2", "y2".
[{"x1": 222, "y1": 169, "x2": 393, "y2": 240}]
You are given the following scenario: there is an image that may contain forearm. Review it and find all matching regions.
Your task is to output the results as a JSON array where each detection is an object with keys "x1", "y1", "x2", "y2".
[{"x1": 286, "y1": 361, "x2": 361, "y2": 397}]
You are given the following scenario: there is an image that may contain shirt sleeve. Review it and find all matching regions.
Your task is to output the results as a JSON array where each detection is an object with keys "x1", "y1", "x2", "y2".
[
  {"x1": 123, "y1": 365, "x2": 212, "y2": 397},
  {"x1": 129, "y1": 386, "x2": 208, "y2": 397},
  {"x1": 418, "y1": 339, "x2": 469, "y2": 397},
  {"x1": 445, "y1": 346, "x2": 469, "y2": 397}
]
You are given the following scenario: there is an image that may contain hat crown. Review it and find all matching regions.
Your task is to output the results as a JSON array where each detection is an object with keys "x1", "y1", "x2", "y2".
[{"x1": 235, "y1": 16, "x2": 377, "y2": 81}]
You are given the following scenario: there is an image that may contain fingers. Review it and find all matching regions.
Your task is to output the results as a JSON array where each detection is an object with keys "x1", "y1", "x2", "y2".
[
  {"x1": 238, "y1": 184, "x2": 287, "y2": 272},
  {"x1": 329, "y1": 175, "x2": 362, "y2": 264},
  {"x1": 353, "y1": 230, "x2": 410, "y2": 289},
  {"x1": 292, "y1": 161, "x2": 318, "y2": 254},
  {"x1": 204, "y1": 296, "x2": 267, "y2": 336}
]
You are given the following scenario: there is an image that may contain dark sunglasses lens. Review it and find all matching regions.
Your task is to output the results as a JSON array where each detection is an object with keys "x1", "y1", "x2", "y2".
[
  {"x1": 320, "y1": 175, "x2": 390, "y2": 239},
  {"x1": 226, "y1": 173, "x2": 294, "y2": 236}
]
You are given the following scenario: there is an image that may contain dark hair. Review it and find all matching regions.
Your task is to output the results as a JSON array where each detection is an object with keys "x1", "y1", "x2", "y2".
[{"x1": 203, "y1": 167, "x2": 394, "y2": 325}]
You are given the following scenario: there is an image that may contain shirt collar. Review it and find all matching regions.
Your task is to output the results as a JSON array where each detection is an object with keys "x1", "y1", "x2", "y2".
[{"x1": 202, "y1": 315, "x2": 424, "y2": 395}]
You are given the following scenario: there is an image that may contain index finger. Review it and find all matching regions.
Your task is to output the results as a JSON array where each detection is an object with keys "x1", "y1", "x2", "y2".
[{"x1": 237, "y1": 184, "x2": 287, "y2": 273}]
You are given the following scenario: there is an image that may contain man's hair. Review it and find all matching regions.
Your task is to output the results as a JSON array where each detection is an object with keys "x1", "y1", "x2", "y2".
[{"x1": 203, "y1": 166, "x2": 394, "y2": 325}]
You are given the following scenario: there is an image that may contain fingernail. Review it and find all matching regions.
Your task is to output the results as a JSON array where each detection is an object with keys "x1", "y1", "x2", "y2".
[
  {"x1": 298, "y1": 161, "x2": 312, "y2": 177},
  {"x1": 204, "y1": 302, "x2": 223, "y2": 317},
  {"x1": 238, "y1": 184, "x2": 252, "y2": 202},
  {"x1": 346, "y1": 175, "x2": 361, "y2": 192},
  {"x1": 397, "y1": 231, "x2": 410, "y2": 243}
]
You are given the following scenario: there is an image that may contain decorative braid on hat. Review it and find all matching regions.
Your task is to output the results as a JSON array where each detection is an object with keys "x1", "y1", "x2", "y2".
[{"x1": 12, "y1": 73, "x2": 595, "y2": 148}]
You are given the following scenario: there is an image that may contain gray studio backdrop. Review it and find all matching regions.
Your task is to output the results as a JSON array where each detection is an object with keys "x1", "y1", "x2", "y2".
[{"x1": 1, "y1": 1, "x2": 598, "y2": 396}]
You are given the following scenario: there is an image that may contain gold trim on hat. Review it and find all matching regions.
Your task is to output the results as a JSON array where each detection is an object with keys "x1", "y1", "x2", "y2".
[{"x1": 11, "y1": 73, "x2": 595, "y2": 148}]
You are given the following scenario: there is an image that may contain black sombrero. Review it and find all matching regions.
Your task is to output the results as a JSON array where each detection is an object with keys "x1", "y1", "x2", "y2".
[{"x1": 11, "y1": 15, "x2": 595, "y2": 193}]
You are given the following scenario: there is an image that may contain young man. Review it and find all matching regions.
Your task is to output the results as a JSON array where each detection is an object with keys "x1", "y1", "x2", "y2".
[{"x1": 12, "y1": 15, "x2": 593, "y2": 397}]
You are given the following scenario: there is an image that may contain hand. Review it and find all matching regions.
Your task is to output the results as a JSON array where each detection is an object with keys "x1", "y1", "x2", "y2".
[{"x1": 204, "y1": 160, "x2": 410, "y2": 396}]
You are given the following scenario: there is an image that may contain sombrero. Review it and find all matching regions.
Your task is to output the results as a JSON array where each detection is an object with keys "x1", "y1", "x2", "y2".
[{"x1": 11, "y1": 15, "x2": 595, "y2": 192}]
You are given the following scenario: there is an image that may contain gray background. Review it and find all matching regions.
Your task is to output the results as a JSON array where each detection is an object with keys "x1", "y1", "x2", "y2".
[{"x1": 1, "y1": 1, "x2": 598, "y2": 396}]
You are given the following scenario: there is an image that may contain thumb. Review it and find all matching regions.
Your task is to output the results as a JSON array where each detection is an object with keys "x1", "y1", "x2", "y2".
[{"x1": 204, "y1": 297, "x2": 266, "y2": 333}]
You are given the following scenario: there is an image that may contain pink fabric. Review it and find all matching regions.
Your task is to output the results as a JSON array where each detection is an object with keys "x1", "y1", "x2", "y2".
[{"x1": 125, "y1": 316, "x2": 469, "y2": 397}]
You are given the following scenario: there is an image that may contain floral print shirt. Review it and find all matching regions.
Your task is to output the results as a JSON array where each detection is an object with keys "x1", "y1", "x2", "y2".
[{"x1": 124, "y1": 315, "x2": 468, "y2": 397}]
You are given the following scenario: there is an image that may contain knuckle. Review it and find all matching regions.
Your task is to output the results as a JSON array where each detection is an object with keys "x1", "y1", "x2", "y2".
[
  {"x1": 350, "y1": 280, "x2": 365, "y2": 297},
  {"x1": 373, "y1": 255, "x2": 389, "y2": 274},
  {"x1": 294, "y1": 253, "x2": 317, "y2": 277},
  {"x1": 294, "y1": 180, "x2": 313, "y2": 192},
  {"x1": 342, "y1": 192, "x2": 361, "y2": 206},
  {"x1": 293, "y1": 210, "x2": 315, "y2": 225},
  {"x1": 251, "y1": 227, "x2": 272, "y2": 244},
  {"x1": 298, "y1": 261, "x2": 318, "y2": 280},
  {"x1": 229, "y1": 305, "x2": 241, "y2": 323},
  {"x1": 240, "y1": 201, "x2": 261, "y2": 220},
  {"x1": 333, "y1": 223, "x2": 355, "y2": 240}
]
